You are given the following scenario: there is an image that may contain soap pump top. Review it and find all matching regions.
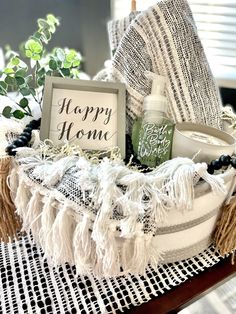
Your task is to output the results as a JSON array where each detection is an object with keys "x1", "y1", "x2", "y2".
[
  {"x1": 143, "y1": 72, "x2": 168, "y2": 124},
  {"x1": 143, "y1": 72, "x2": 167, "y2": 113}
]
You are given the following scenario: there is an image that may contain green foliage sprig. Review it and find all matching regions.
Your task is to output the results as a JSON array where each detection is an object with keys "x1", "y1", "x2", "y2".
[{"x1": 0, "y1": 14, "x2": 82, "y2": 120}]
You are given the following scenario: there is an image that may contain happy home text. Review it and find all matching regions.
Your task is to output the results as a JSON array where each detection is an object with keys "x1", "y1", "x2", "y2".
[{"x1": 56, "y1": 98, "x2": 115, "y2": 142}]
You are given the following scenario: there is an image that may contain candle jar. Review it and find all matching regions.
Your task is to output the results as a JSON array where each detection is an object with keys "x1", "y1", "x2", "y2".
[{"x1": 171, "y1": 122, "x2": 236, "y2": 163}]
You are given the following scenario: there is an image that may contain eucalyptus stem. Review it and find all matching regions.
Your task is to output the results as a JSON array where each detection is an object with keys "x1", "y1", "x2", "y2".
[{"x1": 0, "y1": 14, "x2": 82, "y2": 121}]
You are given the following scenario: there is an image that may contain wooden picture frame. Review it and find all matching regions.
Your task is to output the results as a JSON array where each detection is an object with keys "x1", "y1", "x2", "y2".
[{"x1": 40, "y1": 76, "x2": 126, "y2": 157}]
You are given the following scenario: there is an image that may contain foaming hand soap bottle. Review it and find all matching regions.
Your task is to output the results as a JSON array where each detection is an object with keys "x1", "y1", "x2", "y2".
[{"x1": 137, "y1": 73, "x2": 174, "y2": 167}]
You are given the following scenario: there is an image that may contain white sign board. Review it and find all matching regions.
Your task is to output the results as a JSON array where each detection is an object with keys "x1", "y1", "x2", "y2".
[{"x1": 40, "y1": 77, "x2": 126, "y2": 156}]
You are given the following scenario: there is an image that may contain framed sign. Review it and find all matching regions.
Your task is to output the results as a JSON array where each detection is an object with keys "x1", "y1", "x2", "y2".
[{"x1": 40, "y1": 76, "x2": 126, "y2": 157}]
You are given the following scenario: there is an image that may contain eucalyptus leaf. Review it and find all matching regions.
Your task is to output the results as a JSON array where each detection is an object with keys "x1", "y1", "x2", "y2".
[
  {"x1": 37, "y1": 77, "x2": 45, "y2": 86},
  {"x1": 55, "y1": 48, "x2": 65, "y2": 62},
  {"x1": 72, "y1": 59, "x2": 80, "y2": 67},
  {"x1": 25, "y1": 39, "x2": 43, "y2": 54},
  {"x1": 49, "y1": 59, "x2": 57, "y2": 70},
  {"x1": 28, "y1": 36, "x2": 42, "y2": 45},
  {"x1": 0, "y1": 85, "x2": 7, "y2": 96},
  {"x1": 48, "y1": 23, "x2": 56, "y2": 34},
  {"x1": 11, "y1": 57, "x2": 20, "y2": 66},
  {"x1": 2, "y1": 106, "x2": 12, "y2": 118},
  {"x1": 25, "y1": 74, "x2": 33, "y2": 83},
  {"x1": 56, "y1": 60, "x2": 62, "y2": 68},
  {"x1": 40, "y1": 33, "x2": 49, "y2": 44},
  {"x1": 19, "y1": 97, "x2": 29, "y2": 108},
  {"x1": 63, "y1": 61, "x2": 72, "y2": 69},
  {"x1": 66, "y1": 50, "x2": 77, "y2": 62},
  {"x1": 46, "y1": 70, "x2": 53, "y2": 76},
  {"x1": 44, "y1": 29, "x2": 51, "y2": 41},
  {"x1": 0, "y1": 81, "x2": 7, "y2": 90},
  {"x1": 37, "y1": 68, "x2": 46, "y2": 77},
  {"x1": 13, "y1": 110, "x2": 25, "y2": 119},
  {"x1": 5, "y1": 76, "x2": 16, "y2": 85},
  {"x1": 61, "y1": 68, "x2": 70, "y2": 77},
  {"x1": 31, "y1": 54, "x2": 41, "y2": 61},
  {"x1": 38, "y1": 19, "x2": 50, "y2": 30},
  {"x1": 29, "y1": 88, "x2": 36, "y2": 96},
  {"x1": 4, "y1": 68, "x2": 14, "y2": 74},
  {"x1": 20, "y1": 87, "x2": 31, "y2": 96},
  {"x1": 25, "y1": 50, "x2": 33, "y2": 58},
  {"x1": 71, "y1": 68, "x2": 80, "y2": 78},
  {"x1": 15, "y1": 76, "x2": 25, "y2": 86},
  {"x1": 33, "y1": 31, "x2": 42, "y2": 39},
  {"x1": 15, "y1": 69, "x2": 27, "y2": 77},
  {"x1": 47, "y1": 14, "x2": 60, "y2": 26}
]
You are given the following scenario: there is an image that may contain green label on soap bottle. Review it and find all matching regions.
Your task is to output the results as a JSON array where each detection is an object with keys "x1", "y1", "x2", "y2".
[{"x1": 137, "y1": 122, "x2": 174, "y2": 167}]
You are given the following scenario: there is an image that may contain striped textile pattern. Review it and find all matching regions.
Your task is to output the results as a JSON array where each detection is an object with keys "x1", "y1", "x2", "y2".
[
  {"x1": 108, "y1": 0, "x2": 223, "y2": 132},
  {"x1": 0, "y1": 234, "x2": 223, "y2": 314}
]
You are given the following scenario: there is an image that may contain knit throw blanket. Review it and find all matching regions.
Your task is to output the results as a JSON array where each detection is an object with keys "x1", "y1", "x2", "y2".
[
  {"x1": 8, "y1": 143, "x2": 230, "y2": 278},
  {"x1": 101, "y1": 0, "x2": 223, "y2": 132}
]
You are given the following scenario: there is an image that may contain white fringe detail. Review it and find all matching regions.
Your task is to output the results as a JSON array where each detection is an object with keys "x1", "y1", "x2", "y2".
[
  {"x1": 10, "y1": 153, "x2": 229, "y2": 277},
  {"x1": 30, "y1": 156, "x2": 78, "y2": 187},
  {"x1": 73, "y1": 214, "x2": 96, "y2": 275},
  {"x1": 194, "y1": 163, "x2": 226, "y2": 195},
  {"x1": 31, "y1": 130, "x2": 41, "y2": 149},
  {"x1": 26, "y1": 189, "x2": 42, "y2": 241},
  {"x1": 39, "y1": 196, "x2": 57, "y2": 252},
  {"x1": 51, "y1": 204, "x2": 75, "y2": 265},
  {"x1": 14, "y1": 177, "x2": 32, "y2": 218},
  {"x1": 43, "y1": 156, "x2": 78, "y2": 187},
  {"x1": 7, "y1": 162, "x2": 19, "y2": 198}
]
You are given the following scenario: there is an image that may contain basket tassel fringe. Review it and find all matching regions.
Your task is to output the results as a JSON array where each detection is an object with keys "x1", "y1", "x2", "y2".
[
  {"x1": 0, "y1": 156, "x2": 22, "y2": 241},
  {"x1": 9, "y1": 155, "x2": 227, "y2": 277},
  {"x1": 215, "y1": 196, "x2": 236, "y2": 262}
]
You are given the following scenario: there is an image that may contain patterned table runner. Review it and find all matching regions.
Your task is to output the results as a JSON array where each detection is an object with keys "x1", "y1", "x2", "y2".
[{"x1": 0, "y1": 234, "x2": 223, "y2": 313}]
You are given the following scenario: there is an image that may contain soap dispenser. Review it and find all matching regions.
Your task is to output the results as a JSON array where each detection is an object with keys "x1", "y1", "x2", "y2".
[{"x1": 137, "y1": 73, "x2": 174, "y2": 167}]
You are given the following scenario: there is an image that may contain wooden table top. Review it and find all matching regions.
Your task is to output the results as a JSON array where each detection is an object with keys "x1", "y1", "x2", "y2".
[{"x1": 126, "y1": 255, "x2": 236, "y2": 314}]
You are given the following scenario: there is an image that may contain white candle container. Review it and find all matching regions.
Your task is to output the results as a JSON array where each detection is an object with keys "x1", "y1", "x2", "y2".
[{"x1": 172, "y1": 122, "x2": 236, "y2": 163}]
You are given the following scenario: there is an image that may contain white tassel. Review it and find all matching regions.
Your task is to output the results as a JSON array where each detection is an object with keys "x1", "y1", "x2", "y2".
[
  {"x1": 101, "y1": 223, "x2": 121, "y2": 276},
  {"x1": 39, "y1": 195, "x2": 57, "y2": 253},
  {"x1": 76, "y1": 213, "x2": 93, "y2": 255},
  {"x1": 73, "y1": 214, "x2": 96, "y2": 275},
  {"x1": 120, "y1": 228, "x2": 163, "y2": 275},
  {"x1": 51, "y1": 204, "x2": 75, "y2": 264},
  {"x1": 75, "y1": 157, "x2": 99, "y2": 201},
  {"x1": 195, "y1": 163, "x2": 226, "y2": 195},
  {"x1": 32, "y1": 162, "x2": 53, "y2": 182},
  {"x1": 122, "y1": 232, "x2": 157, "y2": 275},
  {"x1": 163, "y1": 160, "x2": 196, "y2": 211},
  {"x1": 31, "y1": 129, "x2": 41, "y2": 149},
  {"x1": 7, "y1": 164, "x2": 19, "y2": 200},
  {"x1": 90, "y1": 158, "x2": 126, "y2": 276},
  {"x1": 118, "y1": 171, "x2": 146, "y2": 237},
  {"x1": 14, "y1": 177, "x2": 32, "y2": 218},
  {"x1": 43, "y1": 156, "x2": 78, "y2": 187},
  {"x1": 130, "y1": 235, "x2": 149, "y2": 274},
  {"x1": 25, "y1": 189, "x2": 42, "y2": 240}
]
